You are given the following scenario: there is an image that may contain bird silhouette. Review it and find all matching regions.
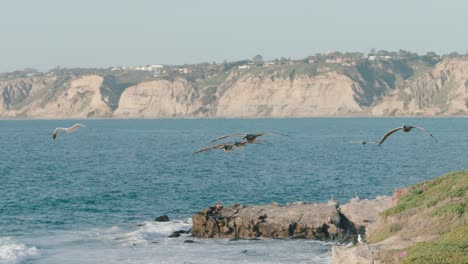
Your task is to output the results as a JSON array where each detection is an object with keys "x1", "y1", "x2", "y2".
[
  {"x1": 211, "y1": 132, "x2": 284, "y2": 143},
  {"x1": 378, "y1": 124, "x2": 438, "y2": 145}
]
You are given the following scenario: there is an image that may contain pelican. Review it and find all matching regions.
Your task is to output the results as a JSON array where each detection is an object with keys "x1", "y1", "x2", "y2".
[
  {"x1": 378, "y1": 124, "x2": 438, "y2": 145},
  {"x1": 52, "y1": 124, "x2": 86, "y2": 140},
  {"x1": 211, "y1": 132, "x2": 283, "y2": 143},
  {"x1": 193, "y1": 141, "x2": 249, "y2": 154}
]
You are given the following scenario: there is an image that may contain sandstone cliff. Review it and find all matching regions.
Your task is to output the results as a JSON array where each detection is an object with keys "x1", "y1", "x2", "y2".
[{"x1": 1, "y1": 57, "x2": 466, "y2": 118}]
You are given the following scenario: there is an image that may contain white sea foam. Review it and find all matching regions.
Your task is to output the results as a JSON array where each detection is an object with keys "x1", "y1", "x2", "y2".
[
  {"x1": 98, "y1": 218, "x2": 192, "y2": 245},
  {"x1": 0, "y1": 237, "x2": 39, "y2": 263}
]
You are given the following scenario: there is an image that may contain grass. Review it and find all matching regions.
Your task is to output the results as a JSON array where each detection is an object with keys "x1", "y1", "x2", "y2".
[
  {"x1": 382, "y1": 171, "x2": 468, "y2": 217},
  {"x1": 399, "y1": 227, "x2": 468, "y2": 264},
  {"x1": 368, "y1": 171, "x2": 468, "y2": 263}
]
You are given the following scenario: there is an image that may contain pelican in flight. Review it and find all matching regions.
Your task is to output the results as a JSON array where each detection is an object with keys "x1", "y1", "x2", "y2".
[
  {"x1": 378, "y1": 124, "x2": 438, "y2": 145},
  {"x1": 193, "y1": 139, "x2": 267, "y2": 154},
  {"x1": 211, "y1": 132, "x2": 283, "y2": 143},
  {"x1": 193, "y1": 141, "x2": 247, "y2": 154},
  {"x1": 52, "y1": 124, "x2": 86, "y2": 140}
]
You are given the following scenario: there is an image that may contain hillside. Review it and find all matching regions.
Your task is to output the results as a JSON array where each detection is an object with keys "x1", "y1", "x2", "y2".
[
  {"x1": 0, "y1": 55, "x2": 467, "y2": 118},
  {"x1": 333, "y1": 170, "x2": 468, "y2": 264}
]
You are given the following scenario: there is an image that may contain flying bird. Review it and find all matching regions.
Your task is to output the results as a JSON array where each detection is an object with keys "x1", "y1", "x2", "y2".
[
  {"x1": 193, "y1": 141, "x2": 246, "y2": 154},
  {"x1": 193, "y1": 139, "x2": 267, "y2": 154},
  {"x1": 52, "y1": 124, "x2": 86, "y2": 140},
  {"x1": 211, "y1": 132, "x2": 284, "y2": 143},
  {"x1": 378, "y1": 124, "x2": 438, "y2": 145}
]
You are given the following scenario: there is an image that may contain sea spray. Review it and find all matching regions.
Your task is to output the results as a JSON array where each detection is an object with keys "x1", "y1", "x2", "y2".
[{"x1": 0, "y1": 237, "x2": 39, "y2": 263}]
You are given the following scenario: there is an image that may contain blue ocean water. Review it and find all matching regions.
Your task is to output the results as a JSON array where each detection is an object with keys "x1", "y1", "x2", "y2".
[{"x1": 0, "y1": 118, "x2": 467, "y2": 263}]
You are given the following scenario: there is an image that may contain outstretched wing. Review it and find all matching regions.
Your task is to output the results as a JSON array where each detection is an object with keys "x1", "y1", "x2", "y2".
[
  {"x1": 251, "y1": 139, "x2": 273, "y2": 144},
  {"x1": 210, "y1": 134, "x2": 245, "y2": 143},
  {"x1": 378, "y1": 127, "x2": 403, "y2": 145},
  {"x1": 253, "y1": 132, "x2": 287, "y2": 137},
  {"x1": 52, "y1": 128, "x2": 65, "y2": 140},
  {"x1": 68, "y1": 123, "x2": 85, "y2": 133},
  {"x1": 193, "y1": 143, "x2": 233, "y2": 154},
  {"x1": 412, "y1": 126, "x2": 438, "y2": 142}
]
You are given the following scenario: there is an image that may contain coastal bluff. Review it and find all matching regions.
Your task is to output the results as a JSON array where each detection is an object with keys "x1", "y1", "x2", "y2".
[{"x1": 190, "y1": 197, "x2": 392, "y2": 242}]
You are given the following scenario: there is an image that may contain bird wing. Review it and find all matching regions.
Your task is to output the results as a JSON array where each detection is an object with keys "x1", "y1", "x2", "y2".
[
  {"x1": 251, "y1": 139, "x2": 272, "y2": 144},
  {"x1": 52, "y1": 128, "x2": 65, "y2": 139},
  {"x1": 378, "y1": 127, "x2": 403, "y2": 144},
  {"x1": 253, "y1": 132, "x2": 287, "y2": 137},
  {"x1": 411, "y1": 126, "x2": 438, "y2": 142},
  {"x1": 68, "y1": 123, "x2": 85, "y2": 133},
  {"x1": 193, "y1": 143, "x2": 233, "y2": 154},
  {"x1": 210, "y1": 134, "x2": 245, "y2": 143}
]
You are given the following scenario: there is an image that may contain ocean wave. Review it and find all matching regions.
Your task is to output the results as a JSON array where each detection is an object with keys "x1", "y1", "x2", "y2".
[
  {"x1": 98, "y1": 218, "x2": 192, "y2": 245},
  {"x1": 0, "y1": 237, "x2": 39, "y2": 263}
]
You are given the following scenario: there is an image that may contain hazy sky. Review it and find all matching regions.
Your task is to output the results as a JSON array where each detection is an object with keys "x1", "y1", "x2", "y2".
[{"x1": 1, "y1": 0, "x2": 467, "y2": 71}]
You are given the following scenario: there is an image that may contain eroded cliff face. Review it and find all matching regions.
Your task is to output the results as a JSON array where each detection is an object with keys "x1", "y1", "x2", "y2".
[
  {"x1": 0, "y1": 75, "x2": 114, "y2": 118},
  {"x1": 0, "y1": 58, "x2": 466, "y2": 118},
  {"x1": 113, "y1": 79, "x2": 199, "y2": 117},
  {"x1": 372, "y1": 58, "x2": 468, "y2": 116},
  {"x1": 215, "y1": 72, "x2": 363, "y2": 117}
]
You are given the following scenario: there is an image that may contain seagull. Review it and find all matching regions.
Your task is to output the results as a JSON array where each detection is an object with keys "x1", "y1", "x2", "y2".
[
  {"x1": 354, "y1": 192, "x2": 360, "y2": 201},
  {"x1": 210, "y1": 132, "x2": 284, "y2": 144},
  {"x1": 358, "y1": 234, "x2": 367, "y2": 244},
  {"x1": 378, "y1": 124, "x2": 438, "y2": 145},
  {"x1": 52, "y1": 124, "x2": 86, "y2": 140}
]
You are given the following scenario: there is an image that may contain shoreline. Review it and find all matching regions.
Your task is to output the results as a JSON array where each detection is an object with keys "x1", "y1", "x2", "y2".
[{"x1": 0, "y1": 115, "x2": 467, "y2": 121}]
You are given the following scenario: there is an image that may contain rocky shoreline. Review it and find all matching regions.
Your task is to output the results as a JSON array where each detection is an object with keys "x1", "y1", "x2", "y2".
[
  {"x1": 189, "y1": 196, "x2": 392, "y2": 249},
  {"x1": 185, "y1": 171, "x2": 467, "y2": 264}
]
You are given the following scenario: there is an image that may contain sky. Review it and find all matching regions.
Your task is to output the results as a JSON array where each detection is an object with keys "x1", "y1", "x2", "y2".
[{"x1": 1, "y1": 0, "x2": 467, "y2": 72}]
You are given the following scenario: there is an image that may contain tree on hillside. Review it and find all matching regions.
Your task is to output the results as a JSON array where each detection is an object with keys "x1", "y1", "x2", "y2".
[
  {"x1": 398, "y1": 50, "x2": 419, "y2": 60},
  {"x1": 252, "y1": 54, "x2": 263, "y2": 66}
]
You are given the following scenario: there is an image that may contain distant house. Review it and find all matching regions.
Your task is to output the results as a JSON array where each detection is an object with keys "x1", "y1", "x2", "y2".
[
  {"x1": 238, "y1": 65, "x2": 250, "y2": 70},
  {"x1": 179, "y1": 68, "x2": 191, "y2": 74}
]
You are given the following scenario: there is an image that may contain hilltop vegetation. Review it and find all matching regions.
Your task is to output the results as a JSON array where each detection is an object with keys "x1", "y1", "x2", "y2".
[
  {"x1": 0, "y1": 50, "x2": 467, "y2": 118},
  {"x1": 368, "y1": 170, "x2": 468, "y2": 264}
]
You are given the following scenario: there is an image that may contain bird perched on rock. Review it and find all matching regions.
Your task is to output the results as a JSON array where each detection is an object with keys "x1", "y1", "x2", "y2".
[
  {"x1": 354, "y1": 192, "x2": 360, "y2": 201},
  {"x1": 378, "y1": 124, "x2": 438, "y2": 145},
  {"x1": 211, "y1": 132, "x2": 284, "y2": 144},
  {"x1": 358, "y1": 234, "x2": 367, "y2": 244},
  {"x1": 52, "y1": 124, "x2": 86, "y2": 140}
]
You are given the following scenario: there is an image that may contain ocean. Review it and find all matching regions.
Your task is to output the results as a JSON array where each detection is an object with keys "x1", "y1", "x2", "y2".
[{"x1": 0, "y1": 118, "x2": 467, "y2": 263}]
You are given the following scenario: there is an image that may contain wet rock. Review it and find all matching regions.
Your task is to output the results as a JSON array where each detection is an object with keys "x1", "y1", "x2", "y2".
[
  {"x1": 169, "y1": 231, "x2": 180, "y2": 238},
  {"x1": 155, "y1": 215, "x2": 170, "y2": 222},
  {"x1": 191, "y1": 202, "x2": 345, "y2": 240},
  {"x1": 184, "y1": 240, "x2": 195, "y2": 243}
]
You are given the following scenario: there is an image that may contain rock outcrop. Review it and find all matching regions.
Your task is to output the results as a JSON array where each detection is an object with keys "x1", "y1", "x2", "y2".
[
  {"x1": 191, "y1": 202, "x2": 345, "y2": 240},
  {"x1": 191, "y1": 197, "x2": 392, "y2": 242}
]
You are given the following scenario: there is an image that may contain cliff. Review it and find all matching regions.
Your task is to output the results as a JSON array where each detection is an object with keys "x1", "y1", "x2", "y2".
[{"x1": 1, "y1": 57, "x2": 467, "y2": 118}]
